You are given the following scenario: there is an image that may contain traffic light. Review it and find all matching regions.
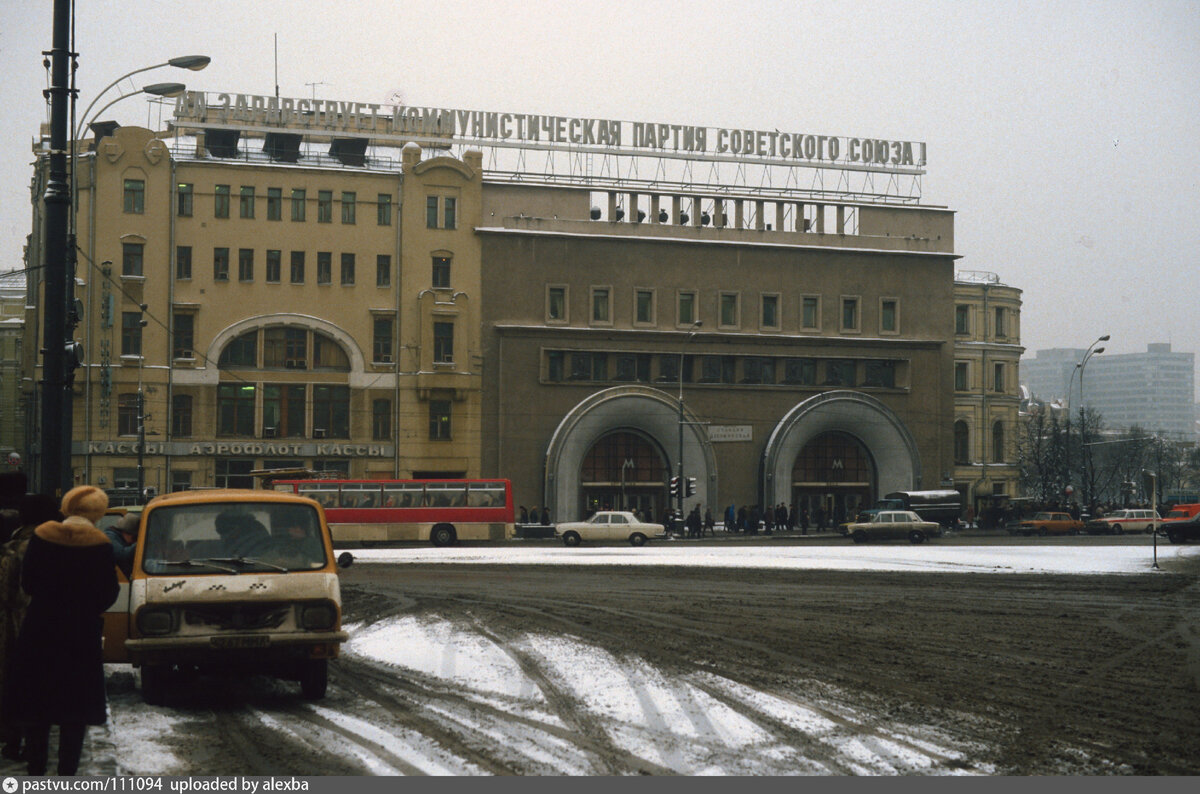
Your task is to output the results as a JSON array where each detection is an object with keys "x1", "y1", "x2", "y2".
[
  {"x1": 64, "y1": 339, "x2": 84, "y2": 384},
  {"x1": 685, "y1": 477, "x2": 697, "y2": 496},
  {"x1": 669, "y1": 476, "x2": 680, "y2": 498}
]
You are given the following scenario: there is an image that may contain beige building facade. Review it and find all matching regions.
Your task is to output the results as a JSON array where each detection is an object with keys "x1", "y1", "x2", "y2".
[
  {"x1": 25, "y1": 90, "x2": 962, "y2": 523},
  {"x1": 951, "y1": 271, "x2": 1024, "y2": 518}
]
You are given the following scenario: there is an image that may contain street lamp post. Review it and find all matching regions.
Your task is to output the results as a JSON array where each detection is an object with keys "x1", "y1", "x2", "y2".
[
  {"x1": 1063, "y1": 334, "x2": 1108, "y2": 507},
  {"x1": 1077, "y1": 338, "x2": 1108, "y2": 511},
  {"x1": 676, "y1": 321, "x2": 702, "y2": 534}
]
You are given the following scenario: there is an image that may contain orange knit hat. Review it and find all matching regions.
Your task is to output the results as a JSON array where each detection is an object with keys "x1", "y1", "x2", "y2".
[{"x1": 60, "y1": 485, "x2": 109, "y2": 524}]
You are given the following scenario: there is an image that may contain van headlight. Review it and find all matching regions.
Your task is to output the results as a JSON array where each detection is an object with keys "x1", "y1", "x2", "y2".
[
  {"x1": 136, "y1": 607, "x2": 176, "y2": 636},
  {"x1": 299, "y1": 602, "x2": 337, "y2": 631}
]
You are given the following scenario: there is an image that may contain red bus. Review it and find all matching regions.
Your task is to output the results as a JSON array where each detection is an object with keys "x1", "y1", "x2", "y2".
[{"x1": 269, "y1": 478, "x2": 515, "y2": 546}]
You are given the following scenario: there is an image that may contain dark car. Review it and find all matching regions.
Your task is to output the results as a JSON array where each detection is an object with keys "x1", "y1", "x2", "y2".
[{"x1": 1164, "y1": 512, "x2": 1200, "y2": 544}]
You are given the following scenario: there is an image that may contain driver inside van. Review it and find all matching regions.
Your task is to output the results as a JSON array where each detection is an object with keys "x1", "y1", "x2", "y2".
[{"x1": 215, "y1": 510, "x2": 271, "y2": 558}]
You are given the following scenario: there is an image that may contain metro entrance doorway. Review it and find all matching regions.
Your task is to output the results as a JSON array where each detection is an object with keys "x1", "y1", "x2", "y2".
[
  {"x1": 579, "y1": 431, "x2": 669, "y2": 521},
  {"x1": 791, "y1": 431, "x2": 874, "y2": 529}
]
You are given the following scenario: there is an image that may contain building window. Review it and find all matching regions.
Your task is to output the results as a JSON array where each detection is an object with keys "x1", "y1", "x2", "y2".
[
  {"x1": 591, "y1": 287, "x2": 611, "y2": 324},
  {"x1": 635, "y1": 289, "x2": 655, "y2": 325},
  {"x1": 955, "y1": 304, "x2": 970, "y2": 335},
  {"x1": 444, "y1": 197, "x2": 456, "y2": 229},
  {"x1": 429, "y1": 400, "x2": 451, "y2": 440},
  {"x1": 801, "y1": 295, "x2": 820, "y2": 330},
  {"x1": 170, "y1": 470, "x2": 192, "y2": 492},
  {"x1": 432, "y1": 256, "x2": 451, "y2": 288},
  {"x1": 881, "y1": 298, "x2": 898, "y2": 334},
  {"x1": 175, "y1": 245, "x2": 192, "y2": 280},
  {"x1": 994, "y1": 307, "x2": 1006, "y2": 339},
  {"x1": 426, "y1": 196, "x2": 438, "y2": 228},
  {"x1": 214, "y1": 185, "x2": 230, "y2": 218},
  {"x1": 719, "y1": 292, "x2": 739, "y2": 328},
  {"x1": 840, "y1": 296, "x2": 860, "y2": 332},
  {"x1": 317, "y1": 190, "x2": 333, "y2": 223},
  {"x1": 217, "y1": 384, "x2": 256, "y2": 436},
  {"x1": 215, "y1": 459, "x2": 255, "y2": 489},
  {"x1": 783, "y1": 358, "x2": 816, "y2": 385},
  {"x1": 824, "y1": 359, "x2": 855, "y2": 386},
  {"x1": 262, "y1": 384, "x2": 306, "y2": 438},
  {"x1": 317, "y1": 252, "x2": 332, "y2": 284},
  {"x1": 615, "y1": 354, "x2": 652, "y2": 382},
  {"x1": 123, "y1": 179, "x2": 145, "y2": 214},
  {"x1": 992, "y1": 422, "x2": 1005, "y2": 463},
  {"x1": 373, "y1": 317, "x2": 394, "y2": 363},
  {"x1": 290, "y1": 251, "x2": 305, "y2": 284},
  {"x1": 376, "y1": 254, "x2": 391, "y2": 287},
  {"x1": 312, "y1": 385, "x2": 350, "y2": 438},
  {"x1": 117, "y1": 394, "x2": 139, "y2": 436},
  {"x1": 372, "y1": 399, "x2": 392, "y2": 441},
  {"x1": 238, "y1": 248, "x2": 254, "y2": 281},
  {"x1": 955, "y1": 361, "x2": 969, "y2": 391},
  {"x1": 341, "y1": 191, "x2": 356, "y2": 224},
  {"x1": 214, "y1": 248, "x2": 230, "y2": 281},
  {"x1": 994, "y1": 362, "x2": 1005, "y2": 393},
  {"x1": 340, "y1": 253, "x2": 355, "y2": 285},
  {"x1": 172, "y1": 313, "x2": 194, "y2": 359},
  {"x1": 742, "y1": 357, "x2": 775, "y2": 384},
  {"x1": 568, "y1": 352, "x2": 608, "y2": 381},
  {"x1": 761, "y1": 294, "x2": 779, "y2": 330},
  {"x1": 377, "y1": 194, "x2": 391, "y2": 226},
  {"x1": 171, "y1": 394, "x2": 193, "y2": 438},
  {"x1": 263, "y1": 327, "x2": 307, "y2": 369},
  {"x1": 177, "y1": 183, "x2": 193, "y2": 217},
  {"x1": 266, "y1": 250, "x2": 281, "y2": 283},
  {"x1": 121, "y1": 312, "x2": 143, "y2": 356},
  {"x1": 954, "y1": 420, "x2": 970, "y2": 464},
  {"x1": 291, "y1": 188, "x2": 306, "y2": 221},
  {"x1": 700, "y1": 355, "x2": 735, "y2": 384},
  {"x1": 239, "y1": 186, "x2": 255, "y2": 218},
  {"x1": 121, "y1": 242, "x2": 144, "y2": 277},
  {"x1": 678, "y1": 291, "x2": 696, "y2": 326},
  {"x1": 266, "y1": 187, "x2": 282, "y2": 220},
  {"x1": 433, "y1": 321, "x2": 454, "y2": 363},
  {"x1": 547, "y1": 351, "x2": 565, "y2": 381},
  {"x1": 218, "y1": 330, "x2": 257, "y2": 368},
  {"x1": 547, "y1": 286, "x2": 567, "y2": 322},
  {"x1": 864, "y1": 360, "x2": 895, "y2": 388}
]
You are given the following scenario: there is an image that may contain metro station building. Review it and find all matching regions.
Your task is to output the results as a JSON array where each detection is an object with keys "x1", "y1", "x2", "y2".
[{"x1": 24, "y1": 91, "x2": 961, "y2": 522}]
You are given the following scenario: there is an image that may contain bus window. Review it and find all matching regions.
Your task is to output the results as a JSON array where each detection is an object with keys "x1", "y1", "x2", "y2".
[
  {"x1": 298, "y1": 483, "x2": 338, "y2": 507},
  {"x1": 425, "y1": 483, "x2": 466, "y2": 507},
  {"x1": 468, "y1": 482, "x2": 507, "y2": 507},
  {"x1": 340, "y1": 484, "x2": 381, "y2": 508},
  {"x1": 382, "y1": 483, "x2": 421, "y2": 508}
]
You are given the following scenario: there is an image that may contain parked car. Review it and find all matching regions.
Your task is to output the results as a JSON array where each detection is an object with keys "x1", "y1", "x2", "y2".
[
  {"x1": 1162, "y1": 504, "x2": 1200, "y2": 525},
  {"x1": 1164, "y1": 512, "x2": 1200, "y2": 544},
  {"x1": 1085, "y1": 508, "x2": 1161, "y2": 535},
  {"x1": 845, "y1": 510, "x2": 939, "y2": 544},
  {"x1": 556, "y1": 511, "x2": 667, "y2": 546},
  {"x1": 1013, "y1": 512, "x2": 1084, "y2": 536}
]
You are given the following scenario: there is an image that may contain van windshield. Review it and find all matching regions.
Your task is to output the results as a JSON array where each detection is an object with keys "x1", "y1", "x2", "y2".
[{"x1": 141, "y1": 501, "x2": 327, "y2": 574}]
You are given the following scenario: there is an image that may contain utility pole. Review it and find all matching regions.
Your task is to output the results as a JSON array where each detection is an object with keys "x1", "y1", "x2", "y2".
[{"x1": 38, "y1": 0, "x2": 74, "y2": 497}]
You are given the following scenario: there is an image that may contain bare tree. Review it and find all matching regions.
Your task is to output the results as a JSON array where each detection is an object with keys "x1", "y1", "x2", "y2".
[{"x1": 1018, "y1": 405, "x2": 1067, "y2": 503}]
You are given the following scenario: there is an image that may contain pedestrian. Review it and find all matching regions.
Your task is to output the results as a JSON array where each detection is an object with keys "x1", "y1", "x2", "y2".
[
  {"x1": 800, "y1": 506, "x2": 809, "y2": 535},
  {"x1": 704, "y1": 507, "x2": 715, "y2": 536},
  {"x1": 540, "y1": 507, "x2": 551, "y2": 526},
  {"x1": 519, "y1": 505, "x2": 529, "y2": 525},
  {"x1": 724, "y1": 504, "x2": 735, "y2": 533},
  {"x1": 5, "y1": 486, "x2": 119, "y2": 776},
  {"x1": 0, "y1": 494, "x2": 62, "y2": 762},
  {"x1": 686, "y1": 506, "x2": 702, "y2": 538},
  {"x1": 529, "y1": 506, "x2": 540, "y2": 525},
  {"x1": 814, "y1": 505, "x2": 825, "y2": 531},
  {"x1": 737, "y1": 505, "x2": 747, "y2": 533},
  {"x1": 0, "y1": 473, "x2": 25, "y2": 543},
  {"x1": 103, "y1": 512, "x2": 140, "y2": 578}
]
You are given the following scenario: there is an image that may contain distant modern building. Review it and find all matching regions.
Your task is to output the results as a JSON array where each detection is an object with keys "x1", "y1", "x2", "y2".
[
  {"x1": 0, "y1": 270, "x2": 27, "y2": 468},
  {"x1": 1022, "y1": 344, "x2": 1196, "y2": 440},
  {"x1": 951, "y1": 271, "x2": 1024, "y2": 515}
]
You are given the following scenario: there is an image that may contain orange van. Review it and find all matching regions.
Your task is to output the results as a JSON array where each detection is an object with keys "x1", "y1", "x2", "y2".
[{"x1": 103, "y1": 489, "x2": 352, "y2": 704}]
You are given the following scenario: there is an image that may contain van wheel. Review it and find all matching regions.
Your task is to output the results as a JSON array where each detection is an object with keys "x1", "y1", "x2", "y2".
[
  {"x1": 908, "y1": 530, "x2": 926, "y2": 544},
  {"x1": 141, "y1": 664, "x2": 169, "y2": 706},
  {"x1": 300, "y1": 659, "x2": 328, "y2": 700},
  {"x1": 430, "y1": 525, "x2": 457, "y2": 547}
]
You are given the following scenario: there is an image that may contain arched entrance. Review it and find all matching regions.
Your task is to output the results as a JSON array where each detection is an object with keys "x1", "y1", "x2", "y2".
[
  {"x1": 579, "y1": 431, "x2": 669, "y2": 519},
  {"x1": 791, "y1": 431, "x2": 875, "y2": 529}
]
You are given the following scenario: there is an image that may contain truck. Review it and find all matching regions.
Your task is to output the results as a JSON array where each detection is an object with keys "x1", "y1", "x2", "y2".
[{"x1": 856, "y1": 490, "x2": 963, "y2": 528}]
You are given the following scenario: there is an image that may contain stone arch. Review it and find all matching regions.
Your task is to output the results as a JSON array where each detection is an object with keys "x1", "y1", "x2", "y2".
[
  {"x1": 543, "y1": 385, "x2": 717, "y2": 523},
  {"x1": 762, "y1": 390, "x2": 921, "y2": 509},
  {"x1": 189, "y1": 313, "x2": 366, "y2": 385}
]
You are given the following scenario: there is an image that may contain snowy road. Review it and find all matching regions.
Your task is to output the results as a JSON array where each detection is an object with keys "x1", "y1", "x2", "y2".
[{"x1": 4, "y1": 542, "x2": 1196, "y2": 776}]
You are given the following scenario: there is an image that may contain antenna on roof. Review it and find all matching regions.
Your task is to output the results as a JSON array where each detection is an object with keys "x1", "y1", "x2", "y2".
[
  {"x1": 274, "y1": 33, "x2": 279, "y2": 98},
  {"x1": 305, "y1": 81, "x2": 329, "y2": 101}
]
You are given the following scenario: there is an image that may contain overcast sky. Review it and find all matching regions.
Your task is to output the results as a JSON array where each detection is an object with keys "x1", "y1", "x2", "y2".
[{"x1": 2, "y1": 0, "x2": 1197, "y2": 388}]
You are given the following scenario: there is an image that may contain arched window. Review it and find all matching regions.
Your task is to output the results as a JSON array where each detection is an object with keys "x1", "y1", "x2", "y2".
[
  {"x1": 992, "y1": 421, "x2": 1005, "y2": 463},
  {"x1": 954, "y1": 420, "x2": 970, "y2": 465}
]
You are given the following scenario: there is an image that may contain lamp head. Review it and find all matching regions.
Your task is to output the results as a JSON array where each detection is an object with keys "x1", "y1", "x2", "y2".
[
  {"x1": 142, "y1": 82, "x2": 187, "y2": 98},
  {"x1": 1099, "y1": 334, "x2": 1111, "y2": 342},
  {"x1": 168, "y1": 55, "x2": 211, "y2": 71},
  {"x1": 1093, "y1": 347, "x2": 1105, "y2": 355}
]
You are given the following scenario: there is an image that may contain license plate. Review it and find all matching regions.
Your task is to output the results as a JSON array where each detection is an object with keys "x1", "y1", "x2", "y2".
[{"x1": 211, "y1": 635, "x2": 269, "y2": 649}]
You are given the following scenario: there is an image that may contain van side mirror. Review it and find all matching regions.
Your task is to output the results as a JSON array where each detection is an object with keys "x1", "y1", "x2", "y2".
[{"x1": 337, "y1": 551, "x2": 354, "y2": 569}]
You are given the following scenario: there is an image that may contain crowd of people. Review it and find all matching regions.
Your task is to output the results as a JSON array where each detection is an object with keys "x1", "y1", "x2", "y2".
[{"x1": 0, "y1": 472, "x2": 119, "y2": 776}]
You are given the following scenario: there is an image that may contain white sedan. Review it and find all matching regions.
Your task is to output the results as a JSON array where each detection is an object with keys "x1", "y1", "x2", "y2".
[{"x1": 556, "y1": 511, "x2": 667, "y2": 547}]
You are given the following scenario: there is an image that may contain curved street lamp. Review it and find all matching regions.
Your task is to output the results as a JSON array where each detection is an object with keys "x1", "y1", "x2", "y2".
[
  {"x1": 675, "y1": 321, "x2": 702, "y2": 532},
  {"x1": 75, "y1": 55, "x2": 210, "y2": 137}
]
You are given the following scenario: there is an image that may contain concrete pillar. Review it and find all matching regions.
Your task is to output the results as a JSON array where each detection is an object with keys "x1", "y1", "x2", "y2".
[
  {"x1": 837, "y1": 205, "x2": 846, "y2": 234},
  {"x1": 672, "y1": 195, "x2": 683, "y2": 225},
  {"x1": 815, "y1": 204, "x2": 825, "y2": 234},
  {"x1": 756, "y1": 200, "x2": 766, "y2": 231},
  {"x1": 775, "y1": 201, "x2": 786, "y2": 233},
  {"x1": 608, "y1": 192, "x2": 617, "y2": 222},
  {"x1": 735, "y1": 199, "x2": 745, "y2": 229}
]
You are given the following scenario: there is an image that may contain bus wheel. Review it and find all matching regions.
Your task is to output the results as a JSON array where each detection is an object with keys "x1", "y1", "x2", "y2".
[
  {"x1": 430, "y1": 524, "x2": 457, "y2": 547},
  {"x1": 141, "y1": 664, "x2": 170, "y2": 706},
  {"x1": 300, "y1": 659, "x2": 328, "y2": 700}
]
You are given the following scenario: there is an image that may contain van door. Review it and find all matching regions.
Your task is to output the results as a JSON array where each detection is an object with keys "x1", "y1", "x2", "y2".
[{"x1": 102, "y1": 566, "x2": 131, "y2": 663}]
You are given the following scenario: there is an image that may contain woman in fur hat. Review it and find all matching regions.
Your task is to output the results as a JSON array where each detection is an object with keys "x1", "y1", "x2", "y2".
[{"x1": 5, "y1": 486, "x2": 118, "y2": 776}]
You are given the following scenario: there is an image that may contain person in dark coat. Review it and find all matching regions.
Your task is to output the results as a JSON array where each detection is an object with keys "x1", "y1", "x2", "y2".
[
  {"x1": 6, "y1": 486, "x2": 118, "y2": 776},
  {"x1": 103, "y1": 512, "x2": 139, "y2": 578}
]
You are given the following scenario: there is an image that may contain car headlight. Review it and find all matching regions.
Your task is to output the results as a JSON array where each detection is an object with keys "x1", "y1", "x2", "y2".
[
  {"x1": 136, "y1": 607, "x2": 177, "y2": 636},
  {"x1": 299, "y1": 602, "x2": 338, "y2": 631}
]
